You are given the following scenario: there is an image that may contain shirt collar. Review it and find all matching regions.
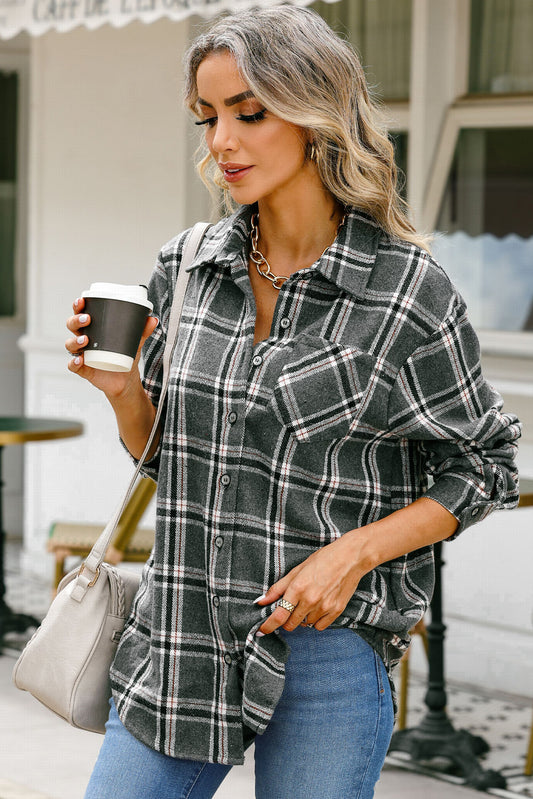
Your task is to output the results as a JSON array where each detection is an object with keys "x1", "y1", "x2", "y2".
[
  {"x1": 187, "y1": 205, "x2": 381, "y2": 299},
  {"x1": 185, "y1": 206, "x2": 253, "y2": 272},
  {"x1": 314, "y1": 209, "x2": 381, "y2": 297}
]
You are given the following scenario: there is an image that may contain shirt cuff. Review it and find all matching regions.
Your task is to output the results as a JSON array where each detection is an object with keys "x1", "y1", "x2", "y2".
[
  {"x1": 423, "y1": 468, "x2": 518, "y2": 540},
  {"x1": 119, "y1": 434, "x2": 162, "y2": 481}
]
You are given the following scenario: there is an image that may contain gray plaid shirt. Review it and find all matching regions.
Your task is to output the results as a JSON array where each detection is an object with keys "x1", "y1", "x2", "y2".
[{"x1": 110, "y1": 206, "x2": 520, "y2": 765}]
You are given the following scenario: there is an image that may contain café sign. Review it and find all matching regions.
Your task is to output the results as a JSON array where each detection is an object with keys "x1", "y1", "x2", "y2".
[{"x1": 0, "y1": 0, "x2": 317, "y2": 38}]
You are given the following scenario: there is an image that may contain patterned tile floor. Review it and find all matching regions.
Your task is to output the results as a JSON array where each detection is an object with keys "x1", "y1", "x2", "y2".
[
  {"x1": 388, "y1": 676, "x2": 533, "y2": 798},
  {"x1": 2, "y1": 539, "x2": 533, "y2": 798}
]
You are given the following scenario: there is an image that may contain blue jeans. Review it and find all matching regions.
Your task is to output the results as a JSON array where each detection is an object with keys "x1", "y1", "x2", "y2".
[{"x1": 85, "y1": 627, "x2": 394, "y2": 799}]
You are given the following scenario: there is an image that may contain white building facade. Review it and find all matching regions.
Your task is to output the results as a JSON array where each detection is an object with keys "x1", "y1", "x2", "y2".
[{"x1": 1, "y1": 0, "x2": 532, "y2": 696}]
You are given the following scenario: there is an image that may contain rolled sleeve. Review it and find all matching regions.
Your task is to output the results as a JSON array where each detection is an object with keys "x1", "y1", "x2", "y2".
[
  {"x1": 387, "y1": 295, "x2": 521, "y2": 538},
  {"x1": 118, "y1": 245, "x2": 175, "y2": 480},
  {"x1": 120, "y1": 432, "x2": 163, "y2": 482}
]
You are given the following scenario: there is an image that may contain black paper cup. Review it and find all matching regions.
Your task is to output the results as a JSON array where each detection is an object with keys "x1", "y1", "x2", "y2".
[{"x1": 81, "y1": 283, "x2": 153, "y2": 372}]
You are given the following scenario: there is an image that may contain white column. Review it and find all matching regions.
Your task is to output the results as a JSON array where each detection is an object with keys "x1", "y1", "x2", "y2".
[
  {"x1": 407, "y1": 0, "x2": 470, "y2": 230},
  {"x1": 21, "y1": 19, "x2": 189, "y2": 577}
]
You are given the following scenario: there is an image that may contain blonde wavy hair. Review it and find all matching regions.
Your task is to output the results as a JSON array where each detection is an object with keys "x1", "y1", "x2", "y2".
[{"x1": 184, "y1": 6, "x2": 429, "y2": 251}]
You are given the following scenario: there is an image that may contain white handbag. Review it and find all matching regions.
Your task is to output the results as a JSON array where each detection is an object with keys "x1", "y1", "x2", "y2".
[{"x1": 13, "y1": 222, "x2": 210, "y2": 734}]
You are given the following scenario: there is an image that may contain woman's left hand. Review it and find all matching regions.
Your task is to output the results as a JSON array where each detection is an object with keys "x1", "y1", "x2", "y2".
[
  {"x1": 254, "y1": 497, "x2": 460, "y2": 637},
  {"x1": 255, "y1": 533, "x2": 367, "y2": 635}
]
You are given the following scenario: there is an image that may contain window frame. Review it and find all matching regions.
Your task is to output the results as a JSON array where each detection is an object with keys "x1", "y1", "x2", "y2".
[
  {"x1": 423, "y1": 95, "x2": 533, "y2": 356},
  {"x1": 385, "y1": 101, "x2": 409, "y2": 133},
  {"x1": 0, "y1": 50, "x2": 29, "y2": 328}
]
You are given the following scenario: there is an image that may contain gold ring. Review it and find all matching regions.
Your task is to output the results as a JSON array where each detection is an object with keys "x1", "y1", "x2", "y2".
[{"x1": 278, "y1": 598, "x2": 297, "y2": 614}]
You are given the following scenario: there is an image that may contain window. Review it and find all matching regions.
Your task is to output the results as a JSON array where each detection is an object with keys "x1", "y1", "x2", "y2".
[
  {"x1": 0, "y1": 71, "x2": 17, "y2": 317},
  {"x1": 311, "y1": 0, "x2": 412, "y2": 100},
  {"x1": 469, "y1": 0, "x2": 533, "y2": 94},
  {"x1": 389, "y1": 131, "x2": 408, "y2": 199},
  {"x1": 433, "y1": 127, "x2": 533, "y2": 332}
]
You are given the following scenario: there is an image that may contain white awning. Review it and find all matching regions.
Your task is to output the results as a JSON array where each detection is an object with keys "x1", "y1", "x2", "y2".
[{"x1": 0, "y1": 0, "x2": 328, "y2": 40}]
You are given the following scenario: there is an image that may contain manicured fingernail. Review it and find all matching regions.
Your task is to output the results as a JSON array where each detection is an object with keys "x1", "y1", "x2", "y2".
[
  {"x1": 75, "y1": 298, "x2": 81, "y2": 307},
  {"x1": 79, "y1": 314, "x2": 88, "y2": 323},
  {"x1": 74, "y1": 357, "x2": 81, "y2": 365},
  {"x1": 77, "y1": 336, "x2": 85, "y2": 344},
  {"x1": 253, "y1": 594, "x2": 266, "y2": 604},
  {"x1": 256, "y1": 631, "x2": 266, "y2": 638}
]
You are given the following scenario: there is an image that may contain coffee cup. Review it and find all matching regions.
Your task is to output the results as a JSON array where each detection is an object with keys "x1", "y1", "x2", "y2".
[{"x1": 81, "y1": 283, "x2": 153, "y2": 372}]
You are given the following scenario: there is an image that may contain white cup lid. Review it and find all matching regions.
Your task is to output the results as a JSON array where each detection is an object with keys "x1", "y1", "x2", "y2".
[{"x1": 82, "y1": 282, "x2": 153, "y2": 311}]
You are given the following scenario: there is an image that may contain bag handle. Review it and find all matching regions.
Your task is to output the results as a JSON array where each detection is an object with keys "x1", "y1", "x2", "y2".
[{"x1": 71, "y1": 222, "x2": 211, "y2": 600}]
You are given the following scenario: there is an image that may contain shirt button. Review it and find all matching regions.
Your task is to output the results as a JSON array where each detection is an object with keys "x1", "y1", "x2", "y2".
[
  {"x1": 471, "y1": 508, "x2": 480, "y2": 517},
  {"x1": 221, "y1": 473, "x2": 231, "y2": 487},
  {"x1": 212, "y1": 596, "x2": 220, "y2": 608},
  {"x1": 215, "y1": 536, "x2": 224, "y2": 549},
  {"x1": 228, "y1": 412, "x2": 237, "y2": 424},
  {"x1": 280, "y1": 317, "x2": 291, "y2": 329},
  {"x1": 252, "y1": 355, "x2": 263, "y2": 367},
  {"x1": 224, "y1": 653, "x2": 232, "y2": 665}
]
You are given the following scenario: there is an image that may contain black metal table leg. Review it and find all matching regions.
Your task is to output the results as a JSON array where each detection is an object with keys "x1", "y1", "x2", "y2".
[
  {"x1": 0, "y1": 445, "x2": 40, "y2": 652},
  {"x1": 388, "y1": 541, "x2": 506, "y2": 791}
]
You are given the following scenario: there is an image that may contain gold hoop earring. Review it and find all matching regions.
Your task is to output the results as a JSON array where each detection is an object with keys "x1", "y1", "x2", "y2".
[{"x1": 309, "y1": 142, "x2": 318, "y2": 162}]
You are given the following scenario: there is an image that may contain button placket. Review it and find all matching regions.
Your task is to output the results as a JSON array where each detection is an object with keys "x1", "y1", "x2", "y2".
[{"x1": 210, "y1": 359, "x2": 247, "y2": 671}]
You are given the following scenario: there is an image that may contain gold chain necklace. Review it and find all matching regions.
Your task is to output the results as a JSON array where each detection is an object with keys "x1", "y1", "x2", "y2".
[
  {"x1": 249, "y1": 212, "x2": 346, "y2": 290},
  {"x1": 249, "y1": 213, "x2": 286, "y2": 290}
]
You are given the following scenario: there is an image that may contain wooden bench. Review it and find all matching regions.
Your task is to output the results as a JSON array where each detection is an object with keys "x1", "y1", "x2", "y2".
[{"x1": 48, "y1": 477, "x2": 156, "y2": 589}]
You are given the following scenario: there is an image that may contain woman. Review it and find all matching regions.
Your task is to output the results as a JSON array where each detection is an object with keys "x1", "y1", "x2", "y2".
[{"x1": 66, "y1": 7, "x2": 520, "y2": 798}]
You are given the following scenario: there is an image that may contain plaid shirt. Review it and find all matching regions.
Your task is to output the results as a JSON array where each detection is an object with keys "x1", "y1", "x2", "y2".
[{"x1": 110, "y1": 206, "x2": 520, "y2": 765}]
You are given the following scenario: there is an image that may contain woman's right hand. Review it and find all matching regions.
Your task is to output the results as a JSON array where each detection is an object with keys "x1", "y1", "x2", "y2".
[{"x1": 65, "y1": 297, "x2": 158, "y2": 400}]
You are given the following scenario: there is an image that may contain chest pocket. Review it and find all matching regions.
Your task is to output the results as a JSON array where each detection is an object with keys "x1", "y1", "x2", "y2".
[{"x1": 270, "y1": 337, "x2": 377, "y2": 443}]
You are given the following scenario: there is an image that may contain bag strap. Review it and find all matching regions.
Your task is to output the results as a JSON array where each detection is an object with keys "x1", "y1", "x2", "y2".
[{"x1": 72, "y1": 221, "x2": 211, "y2": 600}]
